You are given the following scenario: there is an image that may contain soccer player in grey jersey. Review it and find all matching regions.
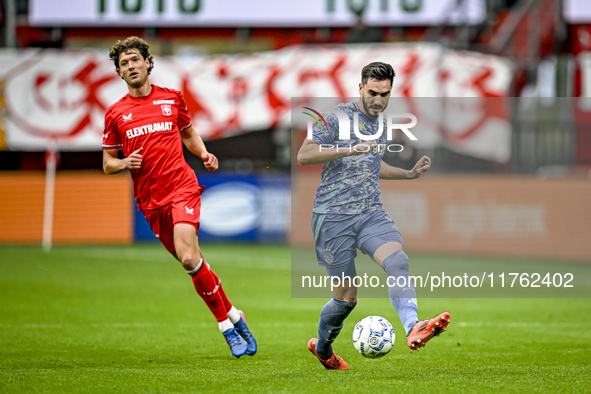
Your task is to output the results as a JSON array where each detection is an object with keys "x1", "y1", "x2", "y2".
[{"x1": 298, "y1": 62, "x2": 450, "y2": 370}]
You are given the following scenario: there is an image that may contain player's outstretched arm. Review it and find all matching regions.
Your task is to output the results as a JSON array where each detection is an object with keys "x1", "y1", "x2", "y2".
[
  {"x1": 297, "y1": 138, "x2": 374, "y2": 166},
  {"x1": 103, "y1": 148, "x2": 143, "y2": 175},
  {"x1": 379, "y1": 155, "x2": 431, "y2": 180},
  {"x1": 180, "y1": 125, "x2": 218, "y2": 171}
]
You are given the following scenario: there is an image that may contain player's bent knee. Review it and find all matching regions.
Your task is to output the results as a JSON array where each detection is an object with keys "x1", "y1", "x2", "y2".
[
  {"x1": 179, "y1": 254, "x2": 201, "y2": 270},
  {"x1": 382, "y1": 250, "x2": 410, "y2": 273}
]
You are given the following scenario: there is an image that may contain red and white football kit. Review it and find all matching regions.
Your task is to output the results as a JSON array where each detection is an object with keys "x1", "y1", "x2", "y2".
[
  {"x1": 102, "y1": 85, "x2": 202, "y2": 252},
  {"x1": 101, "y1": 78, "x2": 258, "y2": 353}
]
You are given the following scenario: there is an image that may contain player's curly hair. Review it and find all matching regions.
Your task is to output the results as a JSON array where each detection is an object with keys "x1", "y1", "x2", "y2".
[
  {"x1": 109, "y1": 36, "x2": 154, "y2": 76},
  {"x1": 361, "y1": 62, "x2": 395, "y2": 85}
]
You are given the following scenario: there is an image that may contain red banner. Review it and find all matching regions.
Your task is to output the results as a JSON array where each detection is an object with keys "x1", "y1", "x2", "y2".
[{"x1": 0, "y1": 43, "x2": 512, "y2": 151}]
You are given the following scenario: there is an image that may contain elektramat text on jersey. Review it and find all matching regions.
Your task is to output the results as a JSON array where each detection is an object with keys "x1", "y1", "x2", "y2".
[{"x1": 125, "y1": 121, "x2": 174, "y2": 139}]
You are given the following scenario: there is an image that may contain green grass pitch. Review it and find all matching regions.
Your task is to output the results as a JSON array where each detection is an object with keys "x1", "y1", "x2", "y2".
[{"x1": 1, "y1": 244, "x2": 589, "y2": 393}]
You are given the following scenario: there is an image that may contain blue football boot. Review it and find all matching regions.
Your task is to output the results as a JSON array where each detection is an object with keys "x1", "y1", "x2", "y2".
[
  {"x1": 223, "y1": 328, "x2": 248, "y2": 358},
  {"x1": 235, "y1": 310, "x2": 257, "y2": 355}
]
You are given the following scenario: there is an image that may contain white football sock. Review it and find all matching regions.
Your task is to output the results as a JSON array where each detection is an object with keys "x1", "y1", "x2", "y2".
[
  {"x1": 218, "y1": 318, "x2": 233, "y2": 333},
  {"x1": 227, "y1": 306, "x2": 241, "y2": 324}
]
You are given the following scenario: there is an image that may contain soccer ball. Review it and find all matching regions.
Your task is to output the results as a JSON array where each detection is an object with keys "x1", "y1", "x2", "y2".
[{"x1": 352, "y1": 316, "x2": 395, "y2": 358}]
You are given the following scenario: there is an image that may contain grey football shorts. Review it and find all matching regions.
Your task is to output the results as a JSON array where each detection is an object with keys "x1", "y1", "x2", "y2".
[{"x1": 311, "y1": 209, "x2": 405, "y2": 272}]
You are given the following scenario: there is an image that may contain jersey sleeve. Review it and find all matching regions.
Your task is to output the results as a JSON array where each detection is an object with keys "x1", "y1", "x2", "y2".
[
  {"x1": 102, "y1": 109, "x2": 122, "y2": 150},
  {"x1": 312, "y1": 112, "x2": 338, "y2": 145},
  {"x1": 176, "y1": 90, "x2": 192, "y2": 131}
]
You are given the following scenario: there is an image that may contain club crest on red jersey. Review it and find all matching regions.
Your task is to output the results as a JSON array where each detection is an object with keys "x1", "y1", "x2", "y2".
[{"x1": 161, "y1": 105, "x2": 172, "y2": 116}]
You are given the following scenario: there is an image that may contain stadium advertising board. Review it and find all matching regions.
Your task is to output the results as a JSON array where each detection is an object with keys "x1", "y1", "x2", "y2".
[
  {"x1": 0, "y1": 43, "x2": 512, "y2": 164},
  {"x1": 30, "y1": 0, "x2": 486, "y2": 27},
  {"x1": 134, "y1": 174, "x2": 290, "y2": 242}
]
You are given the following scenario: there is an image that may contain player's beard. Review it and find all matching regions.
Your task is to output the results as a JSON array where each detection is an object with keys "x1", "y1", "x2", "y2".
[{"x1": 362, "y1": 96, "x2": 389, "y2": 120}]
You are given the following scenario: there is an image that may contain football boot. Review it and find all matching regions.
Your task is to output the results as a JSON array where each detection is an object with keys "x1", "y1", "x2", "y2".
[
  {"x1": 407, "y1": 312, "x2": 451, "y2": 351},
  {"x1": 235, "y1": 310, "x2": 257, "y2": 355},
  {"x1": 308, "y1": 338, "x2": 349, "y2": 370},
  {"x1": 223, "y1": 328, "x2": 248, "y2": 358}
]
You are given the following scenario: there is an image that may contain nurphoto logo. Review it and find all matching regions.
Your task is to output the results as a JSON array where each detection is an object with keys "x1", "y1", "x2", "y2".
[{"x1": 302, "y1": 107, "x2": 418, "y2": 153}]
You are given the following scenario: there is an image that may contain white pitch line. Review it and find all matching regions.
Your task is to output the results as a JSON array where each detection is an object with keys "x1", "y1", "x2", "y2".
[
  {"x1": 0, "y1": 321, "x2": 310, "y2": 329},
  {"x1": 1, "y1": 321, "x2": 585, "y2": 330}
]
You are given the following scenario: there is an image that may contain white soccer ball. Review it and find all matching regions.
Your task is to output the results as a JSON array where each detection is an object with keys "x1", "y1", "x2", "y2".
[{"x1": 352, "y1": 316, "x2": 395, "y2": 358}]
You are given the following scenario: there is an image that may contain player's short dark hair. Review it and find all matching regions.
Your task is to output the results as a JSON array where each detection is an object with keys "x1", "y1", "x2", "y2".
[
  {"x1": 361, "y1": 62, "x2": 395, "y2": 85},
  {"x1": 109, "y1": 36, "x2": 154, "y2": 76}
]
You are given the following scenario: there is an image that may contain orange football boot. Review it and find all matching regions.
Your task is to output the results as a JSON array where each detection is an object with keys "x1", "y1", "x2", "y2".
[
  {"x1": 308, "y1": 338, "x2": 349, "y2": 370},
  {"x1": 407, "y1": 312, "x2": 451, "y2": 351}
]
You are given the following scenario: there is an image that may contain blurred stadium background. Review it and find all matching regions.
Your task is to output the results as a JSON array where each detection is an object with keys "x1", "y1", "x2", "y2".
[{"x1": 0, "y1": 0, "x2": 589, "y2": 262}]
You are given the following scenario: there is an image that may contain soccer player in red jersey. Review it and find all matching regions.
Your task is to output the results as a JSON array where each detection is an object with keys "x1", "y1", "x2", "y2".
[{"x1": 102, "y1": 36, "x2": 256, "y2": 358}]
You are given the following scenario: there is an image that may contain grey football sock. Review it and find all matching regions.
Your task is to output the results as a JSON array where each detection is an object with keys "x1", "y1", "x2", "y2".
[
  {"x1": 316, "y1": 298, "x2": 357, "y2": 359},
  {"x1": 382, "y1": 250, "x2": 419, "y2": 330}
]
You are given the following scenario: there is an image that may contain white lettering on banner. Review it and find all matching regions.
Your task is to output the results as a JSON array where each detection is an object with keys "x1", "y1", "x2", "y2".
[{"x1": 125, "y1": 122, "x2": 173, "y2": 139}]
